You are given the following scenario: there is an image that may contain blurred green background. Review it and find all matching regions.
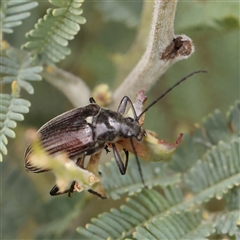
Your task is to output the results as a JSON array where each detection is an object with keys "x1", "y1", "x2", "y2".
[{"x1": 2, "y1": 1, "x2": 239, "y2": 239}]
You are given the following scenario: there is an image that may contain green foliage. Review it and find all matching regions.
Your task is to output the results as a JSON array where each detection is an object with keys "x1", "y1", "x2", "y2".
[
  {"x1": 175, "y1": 2, "x2": 240, "y2": 32},
  {"x1": 77, "y1": 186, "x2": 184, "y2": 239},
  {"x1": 170, "y1": 100, "x2": 240, "y2": 172},
  {"x1": 100, "y1": 161, "x2": 181, "y2": 200},
  {"x1": 211, "y1": 186, "x2": 240, "y2": 238},
  {"x1": 1, "y1": 48, "x2": 42, "y2": 94},
  {"x1": 95, "y1": 1, "x2": 143, "y2": 28},
  {"x1": 134, "y1": 210, "x2": 214, "y2": 240},
  {"x1": 0, "y1": 47, "x2": 42, "y2": 159},
  {"x1": 77, "y1": 101, "x2": 240, "y2": 239},
  {"x1": 214, "y1": 210, "x2": 240, "y2": 237},
  {"x1": 0, "y1": 93, "x2": 30, "y2": 160},
  {"x1": 184, "y1": 139, "x2": 240, "y2": 202},
  {"x1": 0, "y1": 0, "x2": 38, "y2": 34},
  {"x1": 1, "y1": 1, "x2": 240, "y2": 239},
  {"x1": 23, "y1": 0, "x2": 86, "y2": 64}
]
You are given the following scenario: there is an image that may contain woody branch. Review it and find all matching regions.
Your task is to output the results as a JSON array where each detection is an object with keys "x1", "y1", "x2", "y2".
[{"x1": 43, "y1": 0, "x2": 194, "y2": 108}]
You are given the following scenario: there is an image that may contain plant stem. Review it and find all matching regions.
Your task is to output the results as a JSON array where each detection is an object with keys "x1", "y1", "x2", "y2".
[
  {"x1": 42, "y1": 67, "x2": 90, "y2": 107},
  {"x1": 112, "y1": 0, "x2": 194, "y2": 109}
]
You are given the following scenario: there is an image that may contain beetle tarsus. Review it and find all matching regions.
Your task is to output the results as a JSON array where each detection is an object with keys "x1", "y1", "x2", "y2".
[
  {"x1": 89, "y1": 97, "x2": 96, "y2": 103},
  {"x1": 49, "y1": 181, "x2": 76, "y2": 197},
  {"x1": 68, "y1": 181, "x2": 76, "y2": 197},
  {"x1": 104, "y1": 145, "x2": 110, "y2": 154},
  {"x1": 88, "y1": 189, "x2": 107, "y2": 199},
  {"x1": 50, "y1": 185, "x2": 60, "y2": 196}
]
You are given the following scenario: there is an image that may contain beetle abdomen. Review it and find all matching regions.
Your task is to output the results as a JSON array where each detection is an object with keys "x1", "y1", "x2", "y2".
[{"x1": 24, "y1": 104, "x2": 101, "y2": 172}]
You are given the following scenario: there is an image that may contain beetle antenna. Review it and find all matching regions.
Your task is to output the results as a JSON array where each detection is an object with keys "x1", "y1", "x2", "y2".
[
  {"x1": 130, "y1": 138, "x2": 146, "y2": 187},
  {"x1": 137, "y1": 70, "x2": 207, "y2": 120}
]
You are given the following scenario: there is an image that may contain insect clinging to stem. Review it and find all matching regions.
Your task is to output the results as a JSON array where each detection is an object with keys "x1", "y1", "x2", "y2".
[{"x1": 24, "y1": 70, "x2": 207, "y2": 198}]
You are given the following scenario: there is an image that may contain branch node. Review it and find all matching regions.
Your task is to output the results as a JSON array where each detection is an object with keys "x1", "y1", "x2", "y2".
[{"x1": 161, "y1": 35, "x2": 194, "y2": 61}]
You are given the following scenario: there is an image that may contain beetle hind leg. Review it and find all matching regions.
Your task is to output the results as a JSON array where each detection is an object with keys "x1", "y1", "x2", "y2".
[{"x1": 88, "y1": 189, "x2": 107, "y2": 199}]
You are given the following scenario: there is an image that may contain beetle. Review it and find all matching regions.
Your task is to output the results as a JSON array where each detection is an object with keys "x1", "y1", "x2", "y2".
[{"x1": 24, "y1": 70, "x2": 207, "y2": 198}]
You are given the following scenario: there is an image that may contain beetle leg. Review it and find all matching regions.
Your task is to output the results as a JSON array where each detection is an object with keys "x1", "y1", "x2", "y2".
[
  {"x1": 104, "y1": 144, "x2": 111, "y2": 154},
  {"x1": 130, "y1": 138, "x2": 146, "y2": 187},
  {"x1": 84, "y1": 143, "x2": 105, "y2": 156},
  {"x1": 76, "y1": 156, "x2": 85, "y2": 169},
  {"x1": 68, "y1": 181, "x2": 76, "y2": 197},
  {"x1": 117, "y1": 96, "x2": 138, "y2": 120},
  {"x1": 49, "y1": 181, "x2": 76, "y2": 197},
  {"x1": 88, "y1": 189, "x2": 107, "y2": 199},
  {"x1": 89, "y1": 97, "x2": 96, "y2": 103},
  {"x1": 112, "y1": 143, "x2": 129, "y2": 175}
]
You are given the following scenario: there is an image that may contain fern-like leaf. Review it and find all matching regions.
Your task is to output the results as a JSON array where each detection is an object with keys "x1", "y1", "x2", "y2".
[
  {"x1": 214, "y1": 210, "x2": 240, "y2": 237},
  {"x1": 100, "y1": 160, "x2": 181, "y2": 199},
  {"x1": 184, "y1": 139, "x2": 240, "y2": 203},
  {"x1": 95, "y1": 1, "x2": 142, "y2": 28},
  {"x1": 0, "y1": 94, "x2": 31, "y2": 160},
  {"x1": 202, "y1": 109, "x2": 232, "y2": 145},
  {"x1": 227, "y1": 100, "x2": 240, "y2": 138},
  {"x1": 1, "y1": 48, "x2": 42, "y2": 94},
  {"x1": 170, "y1": 100, "x2": 240, "y2": 172},
  {"x1": 77, "y1": 186, "x2": 186, "y2": 239},
  {"x1": 213, "y1": 186, "x2": 240, "y2": 237},
  {"x1": 1, "y1": 0, "x2": 38, "y2": 34},
  {"x1": 23, "y1": 0, "x2": 86, "y2": 64},
  {"x1": 224, "y1": 185, "x2": 240, "y2": 211},
  {"x1": 134, "y1": 210, "x2": 214, "y2": 240}
]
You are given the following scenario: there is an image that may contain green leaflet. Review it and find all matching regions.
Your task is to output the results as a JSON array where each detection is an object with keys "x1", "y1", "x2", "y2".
[
  {"x1": 95, "y1": 1, "x2": 142, "y2": 28},
  {"x1": 100, "y1": 160, "x2": 181, "y2": 200},
  {"x1": 211, "y1": 186, "x2": 240, "y2": 237},
  {"x1": 170, "y1": 100, "x2": 240, "y2": 172},
  {"x1": 1, "y1": 48, "x2": 42, "y2": 94},
  {"x1": 1, "y1": 0, "x2": 38, "y2": 34},
  {"x1": 0, "y1": 47, "x2": 42, "y2": 160},
  {"x1": 227, "y1": 100, "x2": 240, "y2": 137},
  {"x1": 134, "y1": 210, "x2": 214, "y2": 240},
  {"x1": 0, "y1": 94, "x2": 31, "y2": 159},
  {"x1": 77, "y1": 186, "x2": 185, "y2": 239},
  {"x1": 23, "y1": 0, "x2": 86, "y2": 64},
  {"x1": 184, "y1": 139, "x2": 240, "y2": 202}
]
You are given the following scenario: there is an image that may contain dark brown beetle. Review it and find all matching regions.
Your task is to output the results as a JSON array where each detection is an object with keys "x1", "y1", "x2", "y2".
[{"x1": 25, "y1": 71, "x2": 207, "y2": 198}]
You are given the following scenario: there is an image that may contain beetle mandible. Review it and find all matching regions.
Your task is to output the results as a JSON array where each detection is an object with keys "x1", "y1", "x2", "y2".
[{"x1": 24, "y1": 70, "x2": 207, "y2": 198}]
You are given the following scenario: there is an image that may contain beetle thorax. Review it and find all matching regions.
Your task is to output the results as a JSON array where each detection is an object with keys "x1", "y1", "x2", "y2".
[{"x1": 94, "y1": 109, "x2": 145, "y2": 143}]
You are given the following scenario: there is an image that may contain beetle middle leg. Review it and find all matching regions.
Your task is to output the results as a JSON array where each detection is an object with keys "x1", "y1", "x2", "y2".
[{"x1": 112, "y1": 143, "x2": 129, "y2": 175}]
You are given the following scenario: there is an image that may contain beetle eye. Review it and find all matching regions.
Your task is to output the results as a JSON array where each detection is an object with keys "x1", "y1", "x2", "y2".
[{"x1": 126, "y1": 117, "x2": 134, "y2": 123}]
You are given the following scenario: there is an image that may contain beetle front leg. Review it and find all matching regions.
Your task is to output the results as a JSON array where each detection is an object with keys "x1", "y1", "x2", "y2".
[
  {"x1": 117, "y1": 96, "x2": 138, "y2": 120},
  {"x1": 112, "y1": 143, "x2": 129, "y2": 175}
]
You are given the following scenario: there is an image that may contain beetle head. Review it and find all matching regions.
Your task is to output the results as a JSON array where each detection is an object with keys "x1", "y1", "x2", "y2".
[{"x1": 120, "y1": 117, "x2": 145, "y2": 141}]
